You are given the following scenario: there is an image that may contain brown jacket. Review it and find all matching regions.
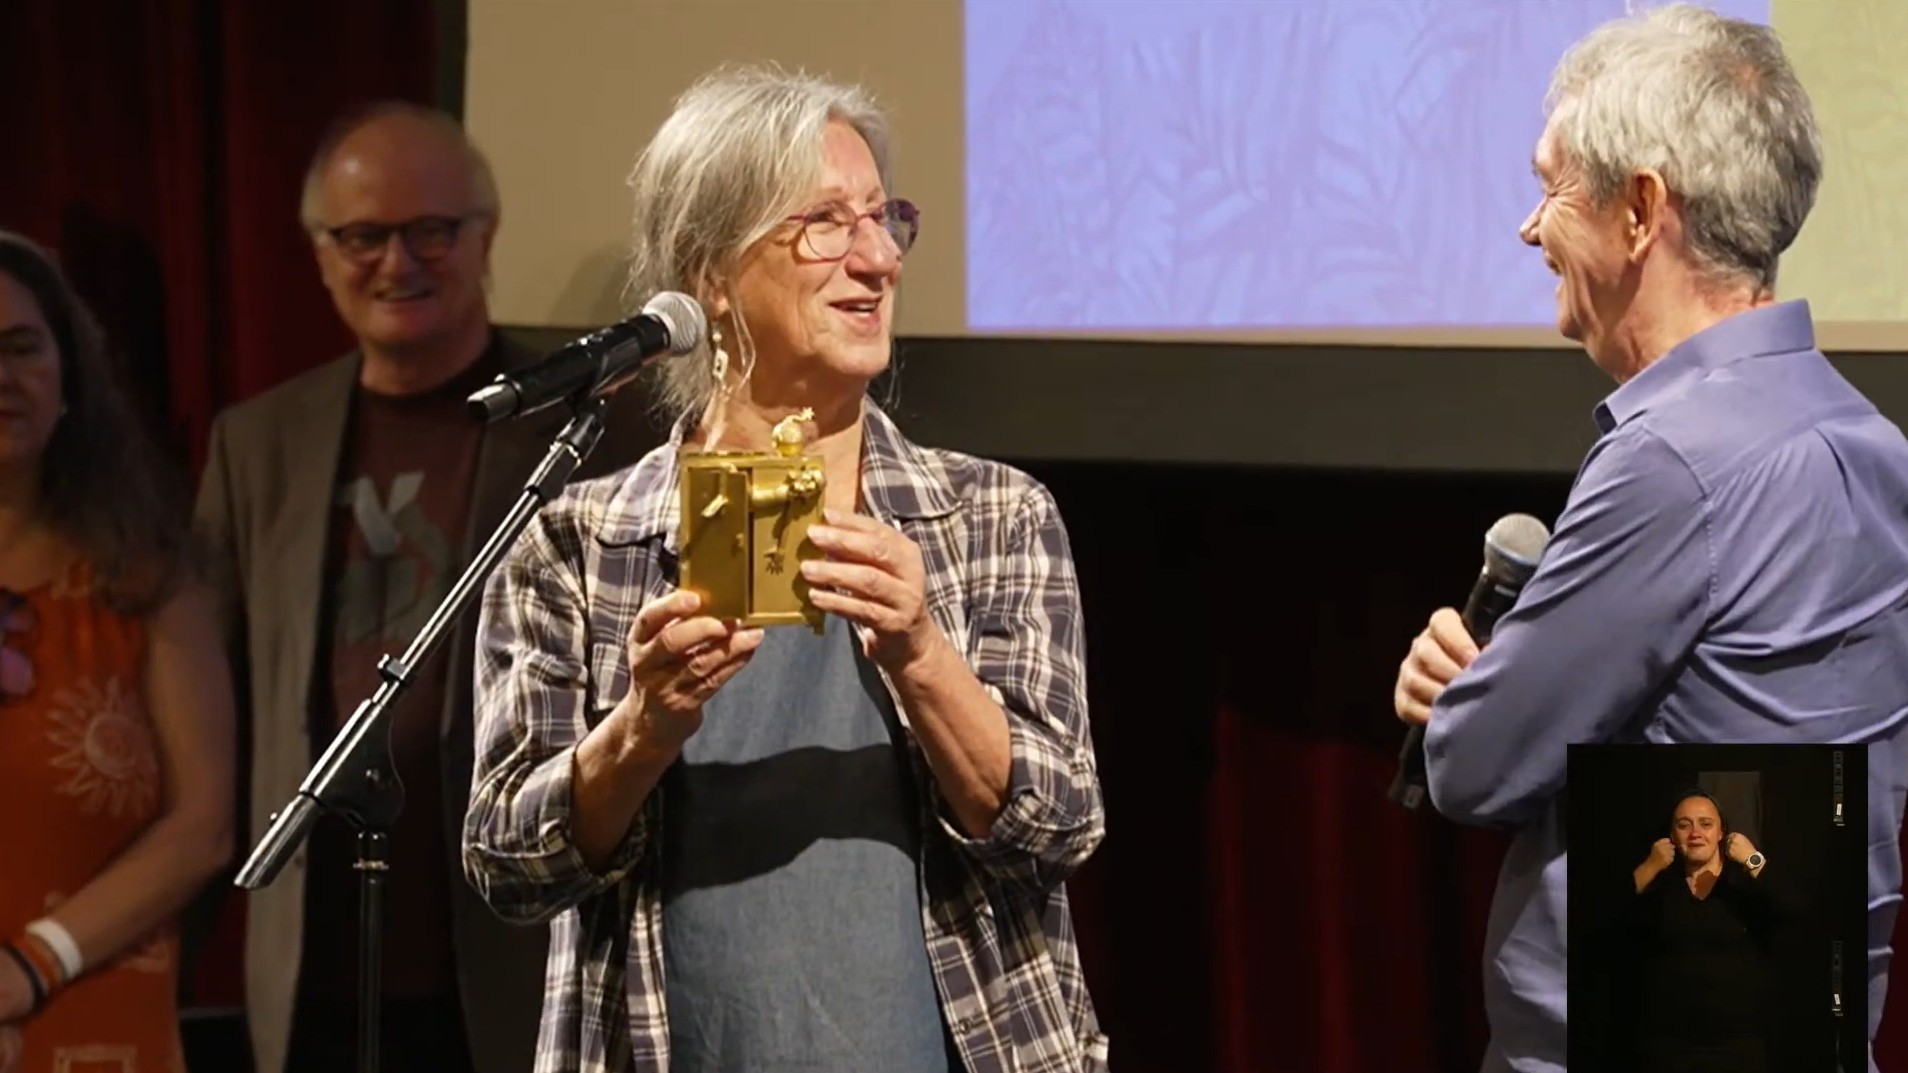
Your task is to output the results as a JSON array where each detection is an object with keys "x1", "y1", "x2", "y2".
[{"x1": 193, "y1": 332, "x2": 660, "y2": 1073}]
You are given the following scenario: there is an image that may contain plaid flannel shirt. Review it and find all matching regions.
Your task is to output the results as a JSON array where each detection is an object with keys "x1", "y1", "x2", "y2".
[{"x1": 464, "y1": 402, "x2": 1109, "y2": 1073}]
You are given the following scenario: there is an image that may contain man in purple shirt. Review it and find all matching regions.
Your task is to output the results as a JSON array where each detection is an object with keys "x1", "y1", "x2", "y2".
[{"x1": 1391, "y1": 6, "x2": 1908, "y2": 1072}]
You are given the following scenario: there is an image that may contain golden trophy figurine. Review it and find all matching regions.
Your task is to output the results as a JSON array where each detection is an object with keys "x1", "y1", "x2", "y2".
[{"x1": 676, "y1": 408, "x2": 827, "y2": 632}]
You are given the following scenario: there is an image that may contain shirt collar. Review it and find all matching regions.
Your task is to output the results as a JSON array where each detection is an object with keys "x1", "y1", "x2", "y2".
[
  {"x1": 1594, "y1": 299, "x2": 1818, "y2": 434},
  {"x1": 596, "y1": 397, "x2": 960, "y2": 550}
]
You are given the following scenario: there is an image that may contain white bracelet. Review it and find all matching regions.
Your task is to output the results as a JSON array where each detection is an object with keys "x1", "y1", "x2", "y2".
[{"x1": 25, "y1": 918, "x2": 83, "y2": 981}]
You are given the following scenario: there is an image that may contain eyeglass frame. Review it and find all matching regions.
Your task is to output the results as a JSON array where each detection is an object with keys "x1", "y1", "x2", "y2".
[
  {"x1": 782, "y1": 199, "x2": 920, "y2": 263},
  {"x1": 313, "y1": 212, "x2": 491, "y2": 266}
]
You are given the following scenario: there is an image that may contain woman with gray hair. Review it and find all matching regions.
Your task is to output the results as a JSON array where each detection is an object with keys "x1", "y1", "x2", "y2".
[{"x1": 463, "y1": 64, "x2": 1107, "y2": 1073}]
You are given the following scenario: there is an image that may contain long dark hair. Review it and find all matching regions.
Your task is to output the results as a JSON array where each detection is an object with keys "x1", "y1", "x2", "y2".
[{"x1": 0, "y1": 232, "x2": 191, "y2": 615}]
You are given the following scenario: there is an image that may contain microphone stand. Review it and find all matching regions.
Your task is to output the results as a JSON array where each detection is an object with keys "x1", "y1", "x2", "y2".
[{"x1": 234, "y1": 395, "x2": 612, "y2": 1073}]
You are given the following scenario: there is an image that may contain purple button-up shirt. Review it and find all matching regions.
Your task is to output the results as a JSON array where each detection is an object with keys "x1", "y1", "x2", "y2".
[{"x1": 1425, "y1": 301, "x2": 1908, "y2": 1073}]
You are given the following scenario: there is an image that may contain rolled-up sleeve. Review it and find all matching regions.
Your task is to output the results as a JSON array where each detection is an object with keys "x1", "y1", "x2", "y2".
[
  {"x1": 936, "y1": 483, "x2": 1104, "y2": 896},
  {"x1": 1426, "y1": 429, "x2": 1712, "y2": 827},
  {"x1": 462, "y1": 510, "x2": 648, "y2": 924}
]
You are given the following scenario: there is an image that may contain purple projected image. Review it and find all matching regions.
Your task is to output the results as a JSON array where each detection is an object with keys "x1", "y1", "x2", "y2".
[{"x1": 965, "y1": 0, "x2": 1770, "y2": 332}]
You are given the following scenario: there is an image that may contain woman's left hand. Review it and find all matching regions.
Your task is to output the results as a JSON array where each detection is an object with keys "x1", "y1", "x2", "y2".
[{"x1": 801, "y1": 509, "x2": 940, "y2": 672}]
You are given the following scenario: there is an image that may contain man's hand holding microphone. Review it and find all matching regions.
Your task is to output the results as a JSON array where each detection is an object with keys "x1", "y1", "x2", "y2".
[
  {"x1": 1386, "y1": 513, "x2": 1549, "y2": 810},
  {"x1": 1393, "y1": 608, "x2": 1480, "y2": 727}
]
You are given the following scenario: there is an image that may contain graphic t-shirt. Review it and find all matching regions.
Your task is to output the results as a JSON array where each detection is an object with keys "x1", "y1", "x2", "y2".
[{"x1": 302, "y1": 347, "x2": 500, "y2": 1003}]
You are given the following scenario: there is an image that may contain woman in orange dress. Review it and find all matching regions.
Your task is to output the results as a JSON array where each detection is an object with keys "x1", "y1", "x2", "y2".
[{"x1": 0, "y1": 232, "x2": 236, "y2": 1072}]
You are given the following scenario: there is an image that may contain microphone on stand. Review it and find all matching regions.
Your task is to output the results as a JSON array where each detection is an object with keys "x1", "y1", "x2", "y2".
[
  {"x1": 468, "y1": 290, "x2": 707, "y2": 422},
  {"x1": 241, "y1": 294, "x2": 705, "y2": 1073},
  {"x1": 1388, "y1": 512, "x2": 1550, "y2": 811}
]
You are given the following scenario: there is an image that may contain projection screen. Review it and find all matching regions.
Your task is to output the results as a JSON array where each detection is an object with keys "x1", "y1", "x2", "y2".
[{"x1": 464, "y1": 0, "x2": 1908, "y2": 471}]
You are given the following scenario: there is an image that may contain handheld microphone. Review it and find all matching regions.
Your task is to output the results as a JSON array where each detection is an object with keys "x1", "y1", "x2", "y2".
[
  {"x1": 1388, "y1": 512, "x2": 1551, "y2": 811},
  {"x1": 467, "y1": 291, "x2": 707, "y2": 422}
]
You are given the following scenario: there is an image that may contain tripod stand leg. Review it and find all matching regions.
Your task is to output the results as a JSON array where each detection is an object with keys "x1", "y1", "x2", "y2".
[{"x1": 356, "y1": 830, "x2": 389, "y2": 1073}]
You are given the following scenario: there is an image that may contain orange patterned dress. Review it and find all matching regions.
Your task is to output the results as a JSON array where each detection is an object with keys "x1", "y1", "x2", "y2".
[{"x1": 0, "y1": 562, "x2": 183, "y2": 1072}]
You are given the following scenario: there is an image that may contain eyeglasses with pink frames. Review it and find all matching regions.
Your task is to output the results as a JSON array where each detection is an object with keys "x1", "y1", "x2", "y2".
[{"x1": 784, "y1": 199, "x2": 920, "y2": 262}]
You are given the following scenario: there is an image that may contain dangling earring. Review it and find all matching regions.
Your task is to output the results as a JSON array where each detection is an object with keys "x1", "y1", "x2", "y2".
[
  {"x1": 709, "y1": 325, "x2": 730, "y2": 385},
  {"x1": 701, "y1": 326, "x2": 732, "y2": 451}
]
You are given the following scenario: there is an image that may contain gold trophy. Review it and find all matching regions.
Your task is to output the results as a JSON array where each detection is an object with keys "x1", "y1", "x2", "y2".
[{"x1": 676, "y1": 408, "x2": 827, "y2": 633}]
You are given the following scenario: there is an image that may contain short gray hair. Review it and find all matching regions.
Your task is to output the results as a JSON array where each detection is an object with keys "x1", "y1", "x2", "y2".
[
  {"x1": 1545, "y1": 2, "x2": 1821, "y2": 291},
  {"x1": 625, "y1": 63, "x2": 892, "y2": 422},
  {"x1": 298, "y1": 101, "x2": 501, "y2": 232}
]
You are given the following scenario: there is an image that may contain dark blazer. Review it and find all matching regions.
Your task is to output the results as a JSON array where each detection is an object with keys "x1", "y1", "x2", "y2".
[{"x1": 193, "y1": 331, "x2": 661, "y2": 1073}]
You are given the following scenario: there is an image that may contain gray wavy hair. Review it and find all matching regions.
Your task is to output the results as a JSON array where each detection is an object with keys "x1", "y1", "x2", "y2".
[
  {"x1": 1545, "y1": 2, "x2": 1821, "y2": 292},
  {"x1": 624, "y1": 63, "x2": 892, "y2": 423}
]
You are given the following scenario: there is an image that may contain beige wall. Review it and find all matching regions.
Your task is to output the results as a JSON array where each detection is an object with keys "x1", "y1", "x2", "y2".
[
  {"x1": 465, "y1": 0, "x2": 964, "y2": 334},
  {"x1": 1773, "y1": 0, "x2": 1908, "y2": 326},
  {"x1": 469, "y1": 0, "x2": 1908, "y2": 349}
]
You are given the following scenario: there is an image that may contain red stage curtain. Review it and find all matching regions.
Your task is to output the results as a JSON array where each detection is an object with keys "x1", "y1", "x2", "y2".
[
  {"x1": 1, "y1": 0, "x2": 438, "y2": 469},
  {"x1": 2, "y1": 0, "x2": 441, "y2": 1019}
]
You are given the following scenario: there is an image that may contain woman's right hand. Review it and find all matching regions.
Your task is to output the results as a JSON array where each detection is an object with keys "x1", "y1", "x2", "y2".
[
  {"x1": 1649, "y1": 838, "x2": 1677, "y2": 870},
  {"x1": 623, "y1": 590, "x2": 764, "y2": 746}
]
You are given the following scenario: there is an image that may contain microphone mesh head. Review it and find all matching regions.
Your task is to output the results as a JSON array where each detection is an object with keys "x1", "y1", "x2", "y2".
[
  {"x1": 1483, "y1": 512, "x2": 1550, "y2": 585},
  {"x1": 643, "y1": 291, "x2": 707, "y2": 355}
]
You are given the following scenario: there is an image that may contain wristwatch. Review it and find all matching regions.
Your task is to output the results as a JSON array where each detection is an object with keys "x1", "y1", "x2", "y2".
[{"x1": 1747, "y1": 852, "x2": 1765, "y2": 870}]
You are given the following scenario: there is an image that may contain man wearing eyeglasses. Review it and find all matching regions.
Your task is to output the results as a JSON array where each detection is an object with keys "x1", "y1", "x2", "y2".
[{"x1": 193, "y1": 101, "x2": 655, "y2": 1073}]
